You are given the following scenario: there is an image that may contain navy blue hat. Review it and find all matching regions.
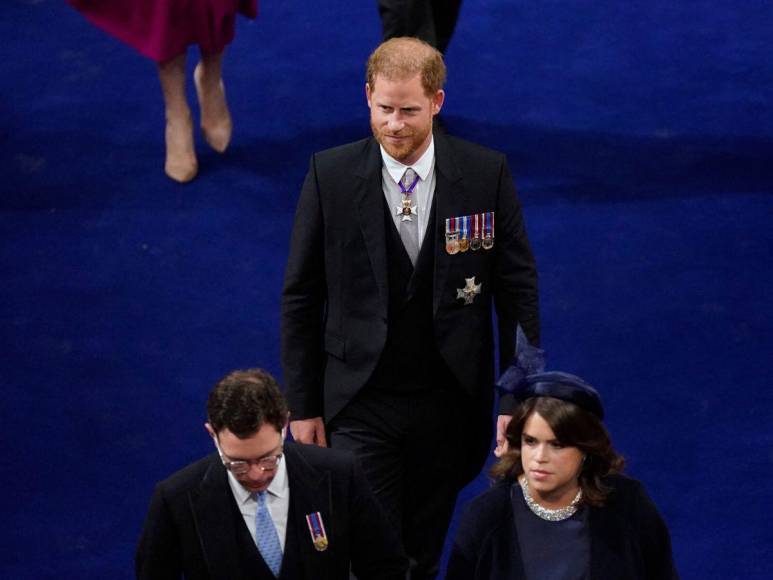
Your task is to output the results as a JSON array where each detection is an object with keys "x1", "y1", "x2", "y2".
[{"x1": 496, "y1": 327, "x2": 605, "y2": 419}]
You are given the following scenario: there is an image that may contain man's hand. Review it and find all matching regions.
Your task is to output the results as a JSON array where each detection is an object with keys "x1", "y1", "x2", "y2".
[
  {"x1": 494, "y1": 414, "x2": 513, "y2": 457},
  {"x1": 290, "y1": 417, "x2": 328, "y2": 447}
]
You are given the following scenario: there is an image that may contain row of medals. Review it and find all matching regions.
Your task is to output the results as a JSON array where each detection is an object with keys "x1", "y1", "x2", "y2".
[
  {"x1": 446, "y1": 231, "x2": 494, "y2": 254},
  {"x1": 399, "y1": 196, "x2": 494, "y2": 255}
]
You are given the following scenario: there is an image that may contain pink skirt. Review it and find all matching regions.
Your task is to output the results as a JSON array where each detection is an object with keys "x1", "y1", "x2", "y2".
[{"x1": 69, "y1": 0, "x2": 258, "y2": 62}]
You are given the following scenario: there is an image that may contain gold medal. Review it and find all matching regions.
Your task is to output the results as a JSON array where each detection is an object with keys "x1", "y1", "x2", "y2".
[
  {"x1": 313, "y1": 535, "x2": 329, "y2": 552},
  {"x1": 306, "y1": 511, "x2": 329, "y2": 552},
  {"x1": 445, "y1": 217, "x2": 460, "y2": 254}
]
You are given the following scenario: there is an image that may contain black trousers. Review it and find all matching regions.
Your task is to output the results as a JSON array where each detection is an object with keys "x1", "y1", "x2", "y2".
[
  {"x1": 329, "y1": 386, "x2": 471, "y2": 580},
  {"x1": 377, "y1": 0, "x2": 463, "y2": 54}
]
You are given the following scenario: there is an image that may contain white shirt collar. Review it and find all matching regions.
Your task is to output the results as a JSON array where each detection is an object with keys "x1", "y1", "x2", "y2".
[
  {"x1": 226, "y1": 453, "x2": 289, "y2": 505},
  {"x1": 380, "y1": 136, "x2": 435, "y2": 184}
]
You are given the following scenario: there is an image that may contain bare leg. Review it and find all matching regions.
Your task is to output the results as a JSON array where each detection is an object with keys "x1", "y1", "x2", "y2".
[
  {"x1": 194, "y1": 49, "x2": 232, "y2": 153},
  {"x1": 158, "y1": 52, "x2": 197, "y2": 182}
]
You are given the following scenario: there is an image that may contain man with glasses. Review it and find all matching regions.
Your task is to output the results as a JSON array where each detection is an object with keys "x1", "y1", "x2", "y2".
[{"x1": 136, "y1": 368, "x2": 407, "y2": 579}]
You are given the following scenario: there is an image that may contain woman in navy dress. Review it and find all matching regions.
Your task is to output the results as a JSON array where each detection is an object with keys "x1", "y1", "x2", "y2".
[
  {"x1": 446, "y1": 332, "x2": 679, "y2": 579},
  {"x1": 69, "y1": 1, "x2": 257, "y2": 182}
]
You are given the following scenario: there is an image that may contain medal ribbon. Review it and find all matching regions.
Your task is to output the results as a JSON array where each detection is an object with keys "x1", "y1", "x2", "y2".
[
  {"x1": 398, "y1": 172, "x2": 420, "y2": 196},
  {"x1": 306, "y1": 512, "x2": 327, "y2": 540}
]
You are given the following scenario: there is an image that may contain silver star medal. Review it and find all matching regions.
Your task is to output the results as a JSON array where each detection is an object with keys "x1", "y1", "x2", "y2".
[
  {"x1": 456, "y1": 277, "x2": 482, "y2": 305},
  {"x1": 397, "y1": 198, "x2": 417, "y2": 222}
]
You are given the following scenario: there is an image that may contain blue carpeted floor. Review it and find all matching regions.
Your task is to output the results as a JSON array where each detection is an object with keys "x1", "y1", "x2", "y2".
[{"x1": 2, "y1": 1, "x2": 772, "y2": 578}]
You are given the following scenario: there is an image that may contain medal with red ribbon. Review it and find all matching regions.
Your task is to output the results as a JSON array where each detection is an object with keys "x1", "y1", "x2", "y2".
[{"x1": 305, "y1": 511, "x2": 329, "y2": 552}]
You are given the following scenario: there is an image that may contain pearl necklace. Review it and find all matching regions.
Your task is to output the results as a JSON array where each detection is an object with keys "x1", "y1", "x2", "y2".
[{"x1": 518, "y1": 476, "x2": 583, "y2": 522}]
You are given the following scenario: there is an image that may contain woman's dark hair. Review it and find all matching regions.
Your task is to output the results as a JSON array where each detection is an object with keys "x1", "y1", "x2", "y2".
[
  {"x1": 207, "y1": 368, "x2": 288, "y2": 438},
  {"x1": 491, "y1": 396, "x2": 625, "y2": 506}
]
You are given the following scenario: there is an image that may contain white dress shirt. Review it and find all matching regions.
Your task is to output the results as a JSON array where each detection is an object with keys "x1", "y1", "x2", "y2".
[
  {"x1": 380, "y1": 138, "x2": 437, "y2": 246},
  {"x1": 226, "y1": 454, "x2": 290, "y2": 552}
]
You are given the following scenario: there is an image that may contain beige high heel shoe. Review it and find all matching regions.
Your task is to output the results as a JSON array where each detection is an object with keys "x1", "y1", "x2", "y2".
[
  {"x1": 164, "y1": 112, "x2": 198, "y2": 183},
  {"x1": 194, "y1": 63, "x2": 232, "y2": 153}
]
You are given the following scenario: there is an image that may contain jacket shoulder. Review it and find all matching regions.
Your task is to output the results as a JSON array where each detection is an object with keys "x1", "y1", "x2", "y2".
[
  {"x1": 441, "y1": 134, "x2": 507, "y2": 167},
  {"x1": 444, "y1": 134, "x2": 504, "y2": 157},
  {"x1": 312, "y1": 138, "x2": 373, "y2": 167},
  {"x1": 155, "y1": 453, "x2": 218, "y2": 497},
  {"x1": 601, "y1": 473, "x2": 665, "y2": 523},
  {"x1": 603, "y1": 473, "x2": 648, "y2": 503}
]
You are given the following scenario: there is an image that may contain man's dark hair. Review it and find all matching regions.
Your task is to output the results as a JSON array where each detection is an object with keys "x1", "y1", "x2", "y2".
[{"x1": 206, "y1": 368, "x2": 288, "y2": 438}]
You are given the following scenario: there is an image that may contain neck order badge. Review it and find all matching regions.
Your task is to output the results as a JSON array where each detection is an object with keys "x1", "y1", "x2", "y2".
[{"x1": 396, "y1": 168, "x2": 420, "y2": 222}]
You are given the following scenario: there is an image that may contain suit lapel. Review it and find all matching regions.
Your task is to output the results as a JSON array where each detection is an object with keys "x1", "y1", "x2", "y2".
[
  {"x1": 190, "y1": 455, "x2": 249, "y2": 580},
  {"x1": 284, "y1": 444, "x2": 332, "y2": 580},
  {"x1": 354, "y1": 139, "x2": 389, "y2": 318},
  {"x1": 432, "y1": 132, "x2": 465, "y2": 316}
]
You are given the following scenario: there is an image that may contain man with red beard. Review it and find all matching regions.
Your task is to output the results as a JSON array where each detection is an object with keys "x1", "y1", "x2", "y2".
[{"x1": 281, "y1": 37, "x2": 539, "y2": 578}]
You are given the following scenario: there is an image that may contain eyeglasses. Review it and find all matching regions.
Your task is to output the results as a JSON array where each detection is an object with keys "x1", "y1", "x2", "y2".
[
  {"x1": 222, "y1": 453, "x2": 283, "y2": 476},
  {"x1": 214, "y1": 435, "x2": 283, "y2": 476}
]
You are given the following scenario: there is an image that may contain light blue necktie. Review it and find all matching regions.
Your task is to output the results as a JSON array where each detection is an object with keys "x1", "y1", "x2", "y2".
[{"x1": 254, "y1": 491, "x2": 283, "y2": 577}]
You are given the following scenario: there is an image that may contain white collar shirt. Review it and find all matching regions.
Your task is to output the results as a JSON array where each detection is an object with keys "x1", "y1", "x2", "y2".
[
  {"x1": 226, "y1": 453, "x2": 290, "y2": 552},
  {"x1": 380, "y1": 137, "x2": 437, "y2": 245}
]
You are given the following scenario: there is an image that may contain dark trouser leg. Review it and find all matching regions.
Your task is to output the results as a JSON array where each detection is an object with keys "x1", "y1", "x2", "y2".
[
  {"x1": 330, "y1": 387, "x2": 470, "y2": 580},
  {"x1": 328, "y1": 391, "x2": 407, "y2": 533},
  {"x1": 431, "y1": 0, "x2": 462, "y2": 53},
  {"x1": 401, "y1": 388, "x2": 467, "y2": 579},
  {"x1": 377, "y1": 0, "x2": 437, "y2": 47}
]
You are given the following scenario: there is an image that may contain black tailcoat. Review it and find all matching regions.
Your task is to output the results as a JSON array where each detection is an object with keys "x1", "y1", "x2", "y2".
[{"x1": 281, "y1": 133, "x2": 539, "y2": 482}]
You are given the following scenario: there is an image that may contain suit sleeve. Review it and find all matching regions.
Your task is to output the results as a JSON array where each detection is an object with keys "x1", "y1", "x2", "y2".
[
  {"x1": 492, "y1": 156, "x2": 540, "y2": 413},
  {"x1": 135, "y1": 484, "x2": 183, "y2": 580},
  {"x1": 281, "y1": 155, "x2": 327, "y2": 419},
  {"x1": 348, "y1": 457, "x2": 409, "y2": 579}
]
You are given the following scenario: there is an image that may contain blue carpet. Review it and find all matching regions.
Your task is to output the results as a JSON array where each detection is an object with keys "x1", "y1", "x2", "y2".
[{"x1": 2, "y1": 1, "x2": 772, "y2": 578}]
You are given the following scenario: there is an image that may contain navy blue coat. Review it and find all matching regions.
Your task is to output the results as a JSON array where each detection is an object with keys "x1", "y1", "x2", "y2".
[{"x1": 446, "y1": 475, "x2": 679, "y2": 580}]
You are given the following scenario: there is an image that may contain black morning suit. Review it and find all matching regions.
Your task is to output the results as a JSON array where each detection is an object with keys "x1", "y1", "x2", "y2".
[
  {"x1": 135, "y1": 442, "x2": 407, "y2": 580},
  {"x1": 281, "y1": 132, "x2": 539, "y2": 577}
]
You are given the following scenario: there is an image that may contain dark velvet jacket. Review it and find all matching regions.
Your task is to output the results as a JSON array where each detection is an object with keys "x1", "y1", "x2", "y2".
[
  {"x1": 135, "y1": 442, "x2": 406, "y2": 580},
  {"x1": 446, "y1": 475, "x2": 679, "y2": 580}
]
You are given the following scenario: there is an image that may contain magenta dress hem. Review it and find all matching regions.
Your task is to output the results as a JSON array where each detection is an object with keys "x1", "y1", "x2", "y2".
[{"x1": 69, "y1": 0, "x2": 257, "y2": 63}]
